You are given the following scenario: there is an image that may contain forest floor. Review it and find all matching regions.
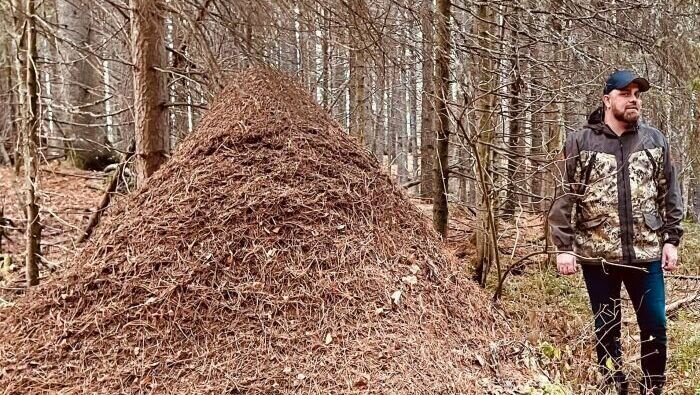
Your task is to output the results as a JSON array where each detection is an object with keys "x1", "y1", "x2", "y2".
[
  {"x1": 0, "y1": 164, "x2": 104, "y2": 295},
  {"x1": 418, "y1": 202, "x2": 700, "y2": 395},
  {"x1": 1, "y1": 164, "x2": 698, "y2": 394}
]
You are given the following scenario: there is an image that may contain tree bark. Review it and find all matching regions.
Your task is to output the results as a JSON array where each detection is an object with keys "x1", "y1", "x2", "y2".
[
  {"x1": 395, "y1": 64, "x2": 408, "y2": 184},
  {"x1": 104, "y1": 16, "x2": 135, "y2": 153},
  {"x1": 293, "y1": 2, "x2": 308, "y2": 87},
  {"x1": 130, "y1": 0, "x2": 170, "y2": 187},
  {"x1": 503, "y1": 12, "x2": 521, "y2": 218},
  {"x1": 56, "y1": 0, "x2": 112, "y2": 170},
  {"x1": 690, "y1": 91, "x2": 700, "y2": 220},
  {"x1": 332, "y1": 42, "x2": 348, "y2": 129},
  {"x1": 691, "y1": 178, "x2": 700, "y2": 222},
  {"x1": 0, "y1": 206, "x2": 5, "y2": 255},
  {"x1": 42, "y1": 1, "x2": 63, "y2": 159},
  {"x1": 386, "y1": 67, "x2": 397, "y2": 173},
  {"x1": 473, "y1": 4, "x2": 498, "y2": 286},
  {"x1": 431, "y1": 0, "x2": 451, "y2": 237},
  {"x1": 243, "y1": 0, "x2": 254, "y2": 65},
  {"x1": 419, "y1": 0, "x2": 435, "y2": 199},
  {"x1": 408, "y1": 49, "x2": 419, "y2": 187},
  {"x1": 530, "y1": 98, "x2": 544, "y2": 206},
  {"x1": 348, "y1": 0, "x2": 371, "y2": 148},
  {"x1": 0, "y1": 39, "x2": 13, "y2": 165},
  {"x1": 320, "y1": 6, "x2": 330, "y2": 108},
  {"x1": 16, "y1": 0, "x2": 41, "y2": 286},
  {"x1": 373, "y1": 69, "x2": 386, "y2": 163},
  {"x1": 543, "y1": 3, "x2": 565, "y2": 262}
]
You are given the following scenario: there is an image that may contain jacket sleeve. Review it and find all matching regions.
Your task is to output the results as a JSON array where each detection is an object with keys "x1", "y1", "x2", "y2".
[
  {"x1": 658, "y1": 138, "x2": 683, "y2": 245},
  {"x1": 548, "y1": 132, "x2": 581, "y2": 252}
]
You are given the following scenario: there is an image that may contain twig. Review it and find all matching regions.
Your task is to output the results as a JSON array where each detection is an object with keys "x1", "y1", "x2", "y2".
[
  {"x1": 77, "y1": 140, "x2": 135, "y2": 244},
  {"x1": 492, "y1": 251, "x2": 649, "y2": 301},
  {"x1": 666, "y1": 274, "x2": 700, "y2": 281},
  {"x1": 42, "y1": 169, "x2": 105, "y2": 180},
  {"x1": 401, "y1": 179, "x2": 421, "y2": 189},
  {"x1": 0, "y1": 284, "x2": 25, "y2": 292},
  {"x1": 493, "y1": 250, "x2": 555, "y2": 301},
  {"x1": 666, "y1": 293, "x2": 699, "y2": 315}
]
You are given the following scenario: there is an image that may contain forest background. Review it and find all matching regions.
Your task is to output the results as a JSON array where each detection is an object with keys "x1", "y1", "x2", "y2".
[{"x1": 1, "y1": 0, "x2": 699, "y2": 393}]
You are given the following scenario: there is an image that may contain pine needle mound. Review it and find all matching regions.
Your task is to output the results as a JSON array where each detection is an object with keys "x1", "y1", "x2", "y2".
[{"x1": 0, "y1": 69, "x2": 521, "y2": 393}]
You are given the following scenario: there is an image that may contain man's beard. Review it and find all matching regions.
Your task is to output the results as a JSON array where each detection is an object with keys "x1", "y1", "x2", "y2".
[{"x1": 612, "y1": 106, "x2": 640, "y2": 125}]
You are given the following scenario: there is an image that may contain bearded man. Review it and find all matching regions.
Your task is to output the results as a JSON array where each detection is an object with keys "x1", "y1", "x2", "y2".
[{"x1": 548, "y1": 70, "x2": 683, "y2": 395}]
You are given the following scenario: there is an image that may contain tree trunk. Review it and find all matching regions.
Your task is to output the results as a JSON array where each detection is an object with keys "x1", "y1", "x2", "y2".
[
  {"x1": 408, "y1": 51, "x2": 419, "y2": 187},
  {"x1": 522, "y1": 86, "x2": 533, "y2": 204},
  {"x1": 56, "y1": 0, "x2": 112, "y2": 170},
  {"x1": 502, "y1": 12, "x2": 521, "y2": 218},
  {"x1": 243, "y1": 0, "x2": 254, "y2": 65},
  {"x1": 386, "y1": 67, "x2": 397, "y2": 174},
  {"x1": 130, "y1": 0, "x2": 170, "y2": 187},
  {"x1": 104, "y1": 19, "x2": 135, "y2": 153},
  {"x1": 531, "y1": 111, "x2": 549, "y2": 211},
  {"x1": 332, "y1": 43, "x2": 348, "y2": 129},
  {"x1": 544, "y1": 14, "x2": 565, "y2": 265},
  {"x1": 431, "y1": 0, "x2": 451, "y2": 237},
  {"x1": 690, "y1": 91, "x2": 700, "y2": 220},
  {"x1": 691, "y1": 177, "x2": 700, "y2": 222},
  {"x1": 420, "y1": 0, "x2": 435, "y2": 199},
  {"x1": 16, "y1": 0, "x2": 41, "y2": 286},
  {"x1": 320, "y1": 7, "x2": 330, "y2": 108},
  {"x1": 373, "y1": 70, "x2": 386, "y2": 164},
  {"x1": 40, "y1": 0, "x2": 62, "y2": 159},
  {"x1": 503, "y1": 79, "x2": 523, "y2": 217},
  {"x1": 165, "y1": 12, "x2": 181, "y2": 147},
  {"x1": 293, "y1": 2, "x2": 307, "y2": 86},
  {"x1": 0, "y1": 39, "x2": 13, "y2": 165},
  {"x1": 458, "y1": 143, "x2": 469, "y2": 203},
  {"x1": 348, "y1": 0, "x2": 370, "y2": 148},
  {"x1": 0, "y1": 206, "x2": 5, "y2": 255},
  {"x1": 472, "y1": 4, "x2": 498, "y2": 286},
  {"x1": 396, "y1": 65, "x2": 409, "y2": 185}
]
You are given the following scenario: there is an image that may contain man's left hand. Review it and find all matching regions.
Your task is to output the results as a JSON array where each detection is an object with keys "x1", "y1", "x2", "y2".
[{"x1": 662, "y1": 243, "x2": 679, "y2": 271}]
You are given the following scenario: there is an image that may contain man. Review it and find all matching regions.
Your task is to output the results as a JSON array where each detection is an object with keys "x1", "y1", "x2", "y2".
[{"x1": 548, "y1": 70, "x2": 683, "y2": 395}]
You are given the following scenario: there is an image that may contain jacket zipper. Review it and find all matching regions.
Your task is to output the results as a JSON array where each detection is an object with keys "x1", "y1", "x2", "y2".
[{"x1": 618, "y1": 139, "x2": 633, "y2": 263}]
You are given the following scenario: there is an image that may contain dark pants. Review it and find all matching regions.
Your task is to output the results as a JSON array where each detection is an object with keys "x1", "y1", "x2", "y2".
[{"x1": 581, "y1": 261, "x2": 667, "y2": 388}]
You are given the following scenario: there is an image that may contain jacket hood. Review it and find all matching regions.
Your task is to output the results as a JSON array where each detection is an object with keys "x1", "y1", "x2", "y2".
[
  {"x1": 586, "y1": 106, "x2": 638, "y2": 136},
  {"x1": 587, "y1": 106, "x2": 604, "y2": 126}
]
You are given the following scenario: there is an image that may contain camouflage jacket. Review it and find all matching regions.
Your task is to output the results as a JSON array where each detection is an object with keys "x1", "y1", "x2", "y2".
[{"x1": 548, "y1": 108, "x2": 683, "y2": 265}]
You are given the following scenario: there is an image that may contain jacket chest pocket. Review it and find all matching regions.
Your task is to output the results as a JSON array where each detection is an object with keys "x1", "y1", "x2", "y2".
[
  {"x1": 629, "y1": 149, "x2": 658, "y2": 184},
  {"x1": 628, "y1": 148, "x2": 662, "y2": 213},
  {"x1": 578, "y1": 152, "x2": 618, "y2": 216}
]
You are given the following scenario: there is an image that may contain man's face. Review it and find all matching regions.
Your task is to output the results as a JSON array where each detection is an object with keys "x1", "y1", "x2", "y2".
[{"x1": 604, "y1": 83, "x2": 642, "y2": 124}]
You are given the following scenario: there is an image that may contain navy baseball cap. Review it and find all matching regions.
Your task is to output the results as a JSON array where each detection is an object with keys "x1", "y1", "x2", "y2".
[{"x1": 603, "y1": 70, "x2": 650, "y2": 94}]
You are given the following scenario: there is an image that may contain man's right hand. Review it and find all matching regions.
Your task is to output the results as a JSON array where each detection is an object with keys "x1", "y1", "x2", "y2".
[{"x1": 556, "y1": 252, "x2": 578, "y2": 275}]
